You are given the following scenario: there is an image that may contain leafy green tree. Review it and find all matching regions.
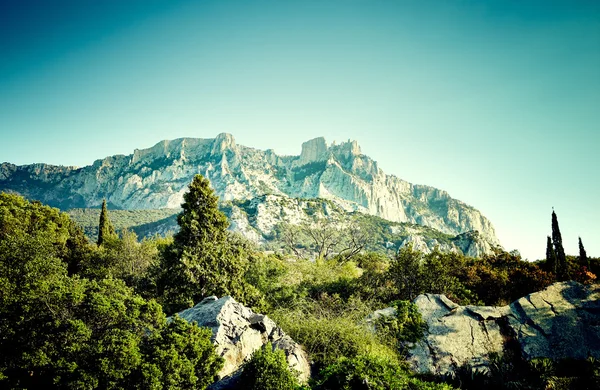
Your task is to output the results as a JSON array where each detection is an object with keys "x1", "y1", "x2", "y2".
[
  {"x1": 387, "y1": 244, "x2": 423, "y2": 301},
  {"x1": 579, "y1": 237, "x2": 589, "y2": 267},
  {"x1": 552, "y1": 210, "x2": 569, "y2": 281},
  {"x1": 0, "y1": 192, "x2": 90, "y2": 275},
  {"x1": 239, "y1": 343, "x2": 299, "y2": 390},
  {"x1": 421, "y1": 250, "x2": 465, "y2": 299},
  {"x1": 97, "y1": 199, "x2": 117, "y2": 246},
  {"x1": 157, "y1": 175, "x2": 260, "y2": 314},
  {"x1": 84, "y1": 229, "x2": 160, "y2": 296}
]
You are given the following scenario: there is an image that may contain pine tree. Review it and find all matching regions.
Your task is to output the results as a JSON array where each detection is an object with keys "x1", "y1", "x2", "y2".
[
  {"x1": 579, "y1": 236, "x2": 589, "y2": 267},
  {"x1": 97, "y1": 199, "x2": 116, "y2": 246},
  {"x1": 157, "y1": 174, "x2": 259, "y2": 314},
  {"x1": 173, "y1": 175, "x2": 229, "y2": 247},
  {"x1": 545, "y1": 235, "x2": 557, "y2": 274},
  {"x1": 552, "y1": 210, "x2": 568, "y2": 281}
]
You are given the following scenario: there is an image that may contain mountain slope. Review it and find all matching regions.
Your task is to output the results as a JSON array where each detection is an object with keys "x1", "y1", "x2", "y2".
[{"x1": 0, "y1": 133, "x2": 500, "y2": 250}]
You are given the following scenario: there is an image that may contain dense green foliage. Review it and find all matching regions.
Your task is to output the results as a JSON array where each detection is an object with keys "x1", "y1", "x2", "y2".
[
  {"x1": 0, "y1": 192, "x2": 223, "y2": 389},
  {"x1": 239, "y1": 343, "x2": 300, "y2": 390},
  {"x1": 139, "y1": 315, "x2": 223, "y2": 390},
  {"x1": 374, "y1": 300, "x2": 427, "y2": 347},
  {"x1": 314, "y1": 355, "x2": 454, "y2": 390}
]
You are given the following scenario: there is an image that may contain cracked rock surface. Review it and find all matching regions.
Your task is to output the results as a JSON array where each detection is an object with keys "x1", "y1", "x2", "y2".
[
  {"x1": 401, "y1": 282, "x2": 600, "y2": 376},
  {"x1": 175, "y1": 296, "x2": 310, "y2": 389}
]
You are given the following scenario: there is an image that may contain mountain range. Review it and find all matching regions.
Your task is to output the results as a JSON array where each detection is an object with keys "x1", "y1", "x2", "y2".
[{"x1": 0, "y1": 133, "x2": 501, "y2": 256}]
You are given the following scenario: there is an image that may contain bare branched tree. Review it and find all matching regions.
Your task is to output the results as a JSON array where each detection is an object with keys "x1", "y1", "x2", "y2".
[
  {"x1": 336, "y1": 224, "x2": 371, "y2": 262},
  {"x1": 279, "y1": 223, "x2": 307, "y2": 259}
]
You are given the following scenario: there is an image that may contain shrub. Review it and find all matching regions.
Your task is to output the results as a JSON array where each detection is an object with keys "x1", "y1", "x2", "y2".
[
  {"x1": 374, "y1": 300, "x2": 427, "y2": 350},
  {"x1": 314, "y1": 354, "x2": 455, "y2": 390},
  {"x1": 272, "y1": 295, "x2": 399, "y2": 367},
  {"x1": 239, "y1": 343, "x2": 299, "y2": 390}
]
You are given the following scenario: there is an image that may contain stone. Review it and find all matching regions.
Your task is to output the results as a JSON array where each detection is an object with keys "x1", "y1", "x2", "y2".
[
  {"x1": 175, "y1": 296, "x2": 310, "y2": 389},
  {"x1": 402, "y1": 281, "x2": 600, "y2": 376}
]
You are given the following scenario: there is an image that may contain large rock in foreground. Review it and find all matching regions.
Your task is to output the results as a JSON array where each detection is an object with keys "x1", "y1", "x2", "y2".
[
  {"x1": 176, "y1": 296, "x2": 310, "y2": 388},
  {"x1": 406, "y1": 282, "x2": 600, "y2": 376}
]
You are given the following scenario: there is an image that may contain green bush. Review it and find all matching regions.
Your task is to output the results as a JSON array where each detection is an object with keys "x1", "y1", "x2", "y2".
[
  {"x1": 239, "y1": 343, "x2": 299, "y2": 390},
  {"x1": 314, "y1": 354, "x2": 455, "y2": 390},
  {"x1": 272, "y1": 295, "x2": 399, "y2": 367},
  {"x1": 374, "y1": 300, "x2": 427, "y2": 349}
]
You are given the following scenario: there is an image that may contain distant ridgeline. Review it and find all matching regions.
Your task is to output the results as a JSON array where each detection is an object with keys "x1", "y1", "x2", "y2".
[{"x1": 1, "y1": 133, "x2": 501, "y2": 256}]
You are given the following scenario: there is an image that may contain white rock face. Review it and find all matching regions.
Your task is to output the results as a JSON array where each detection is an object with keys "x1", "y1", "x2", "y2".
[
  {"x1": 395, "y1": 282, "x2": 600, "y2": 377},
  {"x1": 297, "y1": 137, "x2": 328, "y2": 166},
  {"x1": 0, "y1": 134, "x2": 500, "y2": 247},
  {"x1": 176, "y1": 296, "x2": 310, "y2": 388}
]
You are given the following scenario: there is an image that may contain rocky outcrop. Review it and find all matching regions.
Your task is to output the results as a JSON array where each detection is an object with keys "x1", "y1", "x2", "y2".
[
  {"x1": 400, "y1": 282, "x2": 600, "y2": 376},
  {"x1": 297, "y1": 137, "x2": 328, "y2": 166},
  {"x1": 0, "y1": 134, "x2": 501, "y2": 250},
  {"x1": 175, "y1": 296, "x2": 310, "y2": 389},
  {"x1": 220, "y1": 195, "x2": 497, "y2": 256}
]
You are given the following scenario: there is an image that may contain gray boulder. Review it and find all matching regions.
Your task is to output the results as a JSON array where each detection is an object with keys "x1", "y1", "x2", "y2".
[
  {"x1": 390, "y1": 281, "x2": 600, "y2": 376},
  {"x1": 508, "y1": 281, "x2": 600, "y2": 361},
  {"x1": 175, "y1": 296, "x2": 310, "y2": 388}
]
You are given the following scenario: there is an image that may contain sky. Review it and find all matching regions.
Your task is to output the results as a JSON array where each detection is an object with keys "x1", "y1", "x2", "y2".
[{"x1": 1, "y1": 0, "x2": 599, "y2": 261}]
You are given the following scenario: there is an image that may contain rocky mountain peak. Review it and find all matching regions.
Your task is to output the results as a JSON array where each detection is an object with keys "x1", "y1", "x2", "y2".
[
  {"x1": 298, "y1": 137, "x2": 328, "y2": 165},
  {"x1": 211, "y1": 133, "x2": 237, "y2": 155},
  {"x1": 332, "y1": 139, "x2": 361, "y2": 158}
]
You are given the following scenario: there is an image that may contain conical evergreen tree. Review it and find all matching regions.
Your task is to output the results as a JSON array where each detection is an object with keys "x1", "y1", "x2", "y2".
[
  {"x1": 173, "y1": 175, "x2": 229, "y2": 247},
  {"x1": 551, "y1": 210, "x2": 568, "y2": 281},
  {"x1": 157, "y1": 174, "x2": 260, "y2": 314},
  {"x1": 545, "y1": 235, "x2": 557, "y2": 274},
  {"x1": 579, "y1": 236, "x2": 589, "y2": 267},
  {"x1": 97, "y1": 199, "x2": 116, "y2": 246}
]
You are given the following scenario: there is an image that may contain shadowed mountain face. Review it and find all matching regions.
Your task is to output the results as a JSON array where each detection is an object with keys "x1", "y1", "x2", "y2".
[{"x1": 0, "y1": 133, "x2": 500, "y2": 250}]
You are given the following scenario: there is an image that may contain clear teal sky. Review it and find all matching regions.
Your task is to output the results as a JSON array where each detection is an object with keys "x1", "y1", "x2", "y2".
[{"x1": 1, "y1": 0, "x2": 599, "y2": 261}]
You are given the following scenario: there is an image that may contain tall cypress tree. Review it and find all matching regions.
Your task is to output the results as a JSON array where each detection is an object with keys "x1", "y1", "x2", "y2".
[
  {"x1": 97, "y1": 199, "x2": 116, "y2": 246},
  {"x1": 579, "y1": 236, "x2": 589, "y2": 267},
  {"x1": 551, "y1": 210, "x2": 568, "y2": 281},
  {"x1": 546, "y1": 235, "x2": 557, "y2": 274}
]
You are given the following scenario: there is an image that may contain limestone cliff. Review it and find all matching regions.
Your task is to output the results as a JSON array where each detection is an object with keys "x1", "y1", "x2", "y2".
[{"x1": 0, "y1": 133, "x2": 501, "y2": 250}]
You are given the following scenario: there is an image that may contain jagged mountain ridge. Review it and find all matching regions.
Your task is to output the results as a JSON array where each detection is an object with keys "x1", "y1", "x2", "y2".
[{"x1": 0, "y1": 133, "x2": 500, "y2": 249}]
